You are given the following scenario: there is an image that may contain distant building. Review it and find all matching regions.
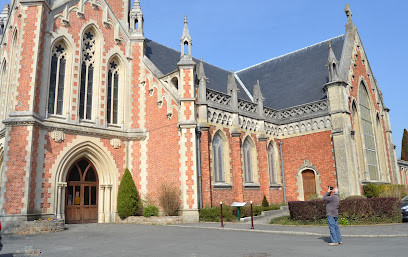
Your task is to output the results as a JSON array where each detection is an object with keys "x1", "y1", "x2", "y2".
[{"x1": 0, "y1": 0, "x2": 401, "y2": 228}]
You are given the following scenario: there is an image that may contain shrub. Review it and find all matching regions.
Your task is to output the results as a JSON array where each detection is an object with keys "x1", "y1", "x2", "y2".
[
  {"x1": 262, "y1": 195, "x2": 269, "y2": 207},
  {"x1": 117, "y1": 169, "x2": 141, "y2": 219},
  {"x1": 289, "y1": 197, "x2": 401, "y2": 223},
  {"x1": 363, "y1": 183, "x2": 407, "y2": 199},
  {"x1": 344, "y1": 195, "x2": 366, "y2": 200},
  {"x1": 308, "y1": 193, "x2": 322, "y2": 201},
  {"x1": 199, "y1": 205, "x2": 235, "y2": 222},
  {"x1": 143, "y1": 205, "x2": 159, "y2": 217},
  {"x1": 159, "y1": 184, "x2": 181, "y2": 216},
  {"x1": 363, "y1": 183, "x2": 381, "y2": 198}
]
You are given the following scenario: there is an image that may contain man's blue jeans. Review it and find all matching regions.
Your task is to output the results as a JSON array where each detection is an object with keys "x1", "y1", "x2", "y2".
[{"x1": 327, "y1": 216, "x2": 342, "y2": 243}]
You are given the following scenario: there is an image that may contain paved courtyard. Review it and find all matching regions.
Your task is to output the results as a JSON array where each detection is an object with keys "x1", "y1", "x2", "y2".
[{"x1": 1, "y1": 223, "x2": 407, "y2": 257}]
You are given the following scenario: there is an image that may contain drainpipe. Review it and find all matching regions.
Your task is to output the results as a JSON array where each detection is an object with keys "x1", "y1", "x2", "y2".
[
  {"x1": 196, "y1": 124, "x2": 203, "y2": 209},
  {"x1": 279, "y1": 141, "x2": 287, "y2": 203}
]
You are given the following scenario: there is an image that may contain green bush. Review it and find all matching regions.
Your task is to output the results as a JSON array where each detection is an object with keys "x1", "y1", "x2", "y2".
[
  {"x1": 262, "y1": 195, "x2": 269, "y2": 207},
  {"x1": 199, "y1": 205, "x2": 235, "y2": 222},
  {"x1": 363, "y1": 183, "x2": 407, "y2": 199},
  {"x1": 159, "y1": 184, "x2": 181, "y2": 216},
  {"x1": 345, "y1": 195, "x2": 366, "y2": 200},
  {"x1": 308, "y1": 193, "x2": 322, "y2": 201},
  {"x1": 143, "y1": 205, "x2": 159, "y2": 217},
  {"x1": 117, "y1": 169, "x2": 141, "y2": 219}
]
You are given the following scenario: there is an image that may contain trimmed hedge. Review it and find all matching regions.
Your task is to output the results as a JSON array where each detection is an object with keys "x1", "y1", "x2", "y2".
[
  {"x1": 143, "y1": 205, "x2": 159, "y2": 217},
  {"x1": 289, "y1": 197, "x2": 401, "y2": 222}
]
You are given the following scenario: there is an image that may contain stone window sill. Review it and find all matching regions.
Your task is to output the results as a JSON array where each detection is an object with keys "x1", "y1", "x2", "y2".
[
  {"x1": 270, "y1": 184, "x2": 283, "y2": 189},
  {"x1": 244, "y1": 183, "x2": 260, "y2": 189},
  {"x1": 213, "y1": 183, "x2": 232, "y2": 189}
]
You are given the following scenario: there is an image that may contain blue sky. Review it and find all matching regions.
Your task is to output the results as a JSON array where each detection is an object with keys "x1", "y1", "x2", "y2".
[{"x1": 1, "y1": 0, "x2": 407, "y2": 158}]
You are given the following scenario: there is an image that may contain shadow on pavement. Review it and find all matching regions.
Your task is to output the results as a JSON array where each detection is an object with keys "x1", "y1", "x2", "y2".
[
  {"x1": 318, "y1": 236, "x2": 331, "y2": 243},
  {"x1": 0, "y1": 254, "x2": 13, "y2": 256}
]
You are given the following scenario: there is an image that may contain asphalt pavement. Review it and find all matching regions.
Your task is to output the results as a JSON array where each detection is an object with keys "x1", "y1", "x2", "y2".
[{"x1": 1, "y1": 222, "x2": 407, "y2": 257}]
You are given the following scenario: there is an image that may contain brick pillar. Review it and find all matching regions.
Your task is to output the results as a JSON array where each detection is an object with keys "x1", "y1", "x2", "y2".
[
  {"x1": 231, "y1": 132, "x2": 244, "y2": 202},
  {"x1": 200, "y1": 127, "x2": 212, "y2": 207},
  {"x1": 257, "y1": 137, "x2": 270, "y2": 201}
]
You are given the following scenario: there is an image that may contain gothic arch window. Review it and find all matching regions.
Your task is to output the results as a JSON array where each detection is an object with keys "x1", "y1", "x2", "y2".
[
  {"x1": 213, "y1": 132, "x2": 225, "y2": 183},
  {"x1": 375, "y1": 113, "x2": 387, "y2": 180},
  {"x1": 359, "y1": 82, "x2": 379, "y2": 180},
  {"x1": 267, "y1": 142, "x2": 275, "y2": 184},
  {"x1": 106, "y1": 59, "x2": 119, "y2": 124},
  {"x1": 0, "y1": 60, "x2": 7, "y2": 119},
  {"x1": 5, "y1": 31, "x2": 18, "y2": 118},
  {"x1": 79, "y1": 29, "x2": 96, "y2": 120},
  {"x1": 48, "y1": 42, "x2": 67, "y2": 115},
  {"x1": 243, "y1": 137, "x2": 254, "y2": 183}
]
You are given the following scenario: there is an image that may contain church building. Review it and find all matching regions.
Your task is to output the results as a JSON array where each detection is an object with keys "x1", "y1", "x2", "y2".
[{"x1": 0, "y1": 0, "x2": 401, "y2": 228}]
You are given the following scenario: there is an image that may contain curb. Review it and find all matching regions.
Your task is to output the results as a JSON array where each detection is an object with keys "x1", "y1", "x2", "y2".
[{"x1": 168, "y1": 224, "x2": 408, "y2": 238}]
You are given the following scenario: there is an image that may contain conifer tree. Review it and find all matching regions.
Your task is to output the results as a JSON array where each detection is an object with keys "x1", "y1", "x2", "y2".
[
  {"x1": 117, "y1": 169, "x2": 141, "y2": 219},
  {"x1": 402, "y1": 129, "x2": 408, "y2": 161}
]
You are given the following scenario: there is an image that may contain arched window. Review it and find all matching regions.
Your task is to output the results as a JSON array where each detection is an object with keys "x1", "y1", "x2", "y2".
[
  {"x1": 243, "y1": 138, "x2": 253, "y2": 183},
  {"x1": 79, "y1": 30, "x2": 96, "y2": 120},
  {"x1": 48, "y1": 43, "x2": 67, "y2": 115},
  {"x1": 267, "y1": 143, "x2": 275, "y2": 184},
  {"x1": 0, "y1": 61, "x2": 7, "y2": 119},
  {"x1": 107, "y1": 59, "x2": 119, "y2": 124},
  {"x1": 213, "y1": 133, "x2": 224, "y2": 183},
  {"x1": 359, "y1": 83, "x2": 379, "y2": 180}
]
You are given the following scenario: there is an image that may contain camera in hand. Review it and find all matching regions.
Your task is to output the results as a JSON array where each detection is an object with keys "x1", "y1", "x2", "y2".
[{"x1": 328, "y1": 186, "x2": 334, "y2": 190}]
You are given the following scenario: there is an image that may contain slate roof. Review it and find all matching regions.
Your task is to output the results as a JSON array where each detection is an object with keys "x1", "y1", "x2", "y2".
[
  {"x1": 144, "y1": 35, "x2": 346, "y2": 110},
  {"x1": 145, "y1": 39, "x2": 251, "y2": 101},
  {"x1": 236, "y1": 35, "x2": 345, "y2": 110}
]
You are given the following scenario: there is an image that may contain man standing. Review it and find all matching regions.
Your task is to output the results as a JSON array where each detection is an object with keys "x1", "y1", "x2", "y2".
[{"x1": 322, "y1": 187, "x2": 343, "y2": 246}]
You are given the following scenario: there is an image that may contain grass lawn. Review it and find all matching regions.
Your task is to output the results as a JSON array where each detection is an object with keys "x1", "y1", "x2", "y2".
[{"x1": 270, "y1": 215, "x2": 403, "y2": 226}]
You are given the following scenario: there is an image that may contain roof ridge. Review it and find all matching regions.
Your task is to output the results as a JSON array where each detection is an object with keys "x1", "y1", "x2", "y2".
[
  {"x1": 236, "y1": 34, "x2": 345, "y2": 73},
  {"x1": 146, "y1": 38, "x2": 232, "y2": 74}
]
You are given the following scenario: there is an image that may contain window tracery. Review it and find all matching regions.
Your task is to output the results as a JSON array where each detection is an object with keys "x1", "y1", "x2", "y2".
[
  {"x1": 48, "y1": 43, "x2": 67, "y2": 115},
  {"x1": 359, "y1": 83, "x2": 379, "y2": 180},
  {"x1": 107, "y1": 60, "x2": 119, "y2": 124},
  {"x1": 213, "y1": 133, "x2": 225, "y2": 183},
  {"x1": 79, "y1": 30, "x2": 96, "y2": 120}
]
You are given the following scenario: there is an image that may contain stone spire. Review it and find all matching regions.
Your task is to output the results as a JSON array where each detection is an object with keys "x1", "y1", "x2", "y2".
[
  {"x1": 344, "y1": 4, "x2": 352, "y2": 23},
  {"x1": 0, "y1": 4, "x2": 10, "y2": 35},
  {"x1": 253, "y1": 80, "x2": 264, "y2": 117},
  {"x1": 227, "y1": 71, "x2": 239, "y2": 109},
  {"x1": 180, "y1": 16, "x2": 192, "y2": 60},
  {"x1": 327, "y1": 41, "x2": 339, "y2": 82},
  {"x1": 197, "y1": 58, "x2": 207, "y2": 102},
  {"x1": 130, "y1": 0, "x2": 144, "y2": 36}
]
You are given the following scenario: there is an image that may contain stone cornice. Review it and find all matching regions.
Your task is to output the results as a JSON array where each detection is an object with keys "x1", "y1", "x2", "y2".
[{"x1": 3, "y1": 114, "x2": 146, "y2": 141}]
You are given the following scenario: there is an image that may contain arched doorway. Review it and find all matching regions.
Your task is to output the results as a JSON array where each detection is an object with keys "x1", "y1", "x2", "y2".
[
  {"x1": 302, "y1": 170, "x2": 316, "y2": 201},
  {"x1": 66, "y1": 158, "x2": 98, "y2": 224}
]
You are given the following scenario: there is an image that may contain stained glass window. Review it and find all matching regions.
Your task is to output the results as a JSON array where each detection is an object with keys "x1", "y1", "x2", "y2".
[
  {"x1": 48, "y1": 43, "x2": 66, "y2": 115},
  {"x1": 213, "y1": 133, "x2": 224, "y2": 183},
  {"x1": 243, "y1": 138, "x2": 253, "y2": 183},
  {"x1": 79, "y1": 30, "x2": 95, "y2": 120},
  {"x1": 268, "y1": 143, "x2": 275, "y2": 184},
  {"x1": 359, "y1": 83, "x2": 379, "y2": 180},
  {"x1": 107, "y1": 60, "x2": 119, "y2": 124}
]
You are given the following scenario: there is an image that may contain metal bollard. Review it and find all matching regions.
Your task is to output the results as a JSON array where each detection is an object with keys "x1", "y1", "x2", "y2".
[
  {"x1": 220, "y1": 202, "x2": 224, "y2": 228},
  {"x1": 250, "y1": 201, "x2": 254, "y2": 229}
]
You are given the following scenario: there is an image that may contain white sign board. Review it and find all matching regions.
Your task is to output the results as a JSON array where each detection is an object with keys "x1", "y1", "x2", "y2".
[{"x1": 231, "y1": 202, "x2": 247, "y2": 207}]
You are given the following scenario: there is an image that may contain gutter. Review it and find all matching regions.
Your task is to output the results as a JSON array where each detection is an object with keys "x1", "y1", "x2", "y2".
[{"x1": 196, "y1": 125, "x2": 203, "y2": 209}]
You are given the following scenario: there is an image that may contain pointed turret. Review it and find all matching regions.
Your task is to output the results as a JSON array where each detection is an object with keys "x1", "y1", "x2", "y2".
[
  {"x1": 179, "y1": 16, "x2": 193, "y2": 62},
  {"x1": 130, "y1": 0, "x2": 144, "y2": 36},
  {"x1": 327, "y1": 41, "x2": 339, "y2": 82},
  {"x1": 197, "y1": 58, "x2": 207, "y2": 102},
  {"x1": 227, "y1": 71, "x2": 239, "y2": 109},
  {"x1": 253, "y1": 80, "x2": 264, "y2": 117},
  {"x1": 344, "y1": 4, "x2": 356, "y2": 32},
  {"x1": 0, "y1": 4, "x2": 10, "y2": 35}
]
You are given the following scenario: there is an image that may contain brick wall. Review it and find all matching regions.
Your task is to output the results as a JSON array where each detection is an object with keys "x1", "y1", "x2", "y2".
[{"x1": 280, "y1": 131, "x2": 336, "y2": 201}]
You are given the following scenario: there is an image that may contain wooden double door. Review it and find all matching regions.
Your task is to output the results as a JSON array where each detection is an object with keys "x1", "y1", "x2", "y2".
[{"x1": 66, "y1": 159, "x2": 99, "y2": 224}]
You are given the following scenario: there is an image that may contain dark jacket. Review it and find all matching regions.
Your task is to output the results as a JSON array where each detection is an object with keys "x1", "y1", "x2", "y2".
[{"x1": 322, "y1": 192, "x2": 339, "y2": 217}]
